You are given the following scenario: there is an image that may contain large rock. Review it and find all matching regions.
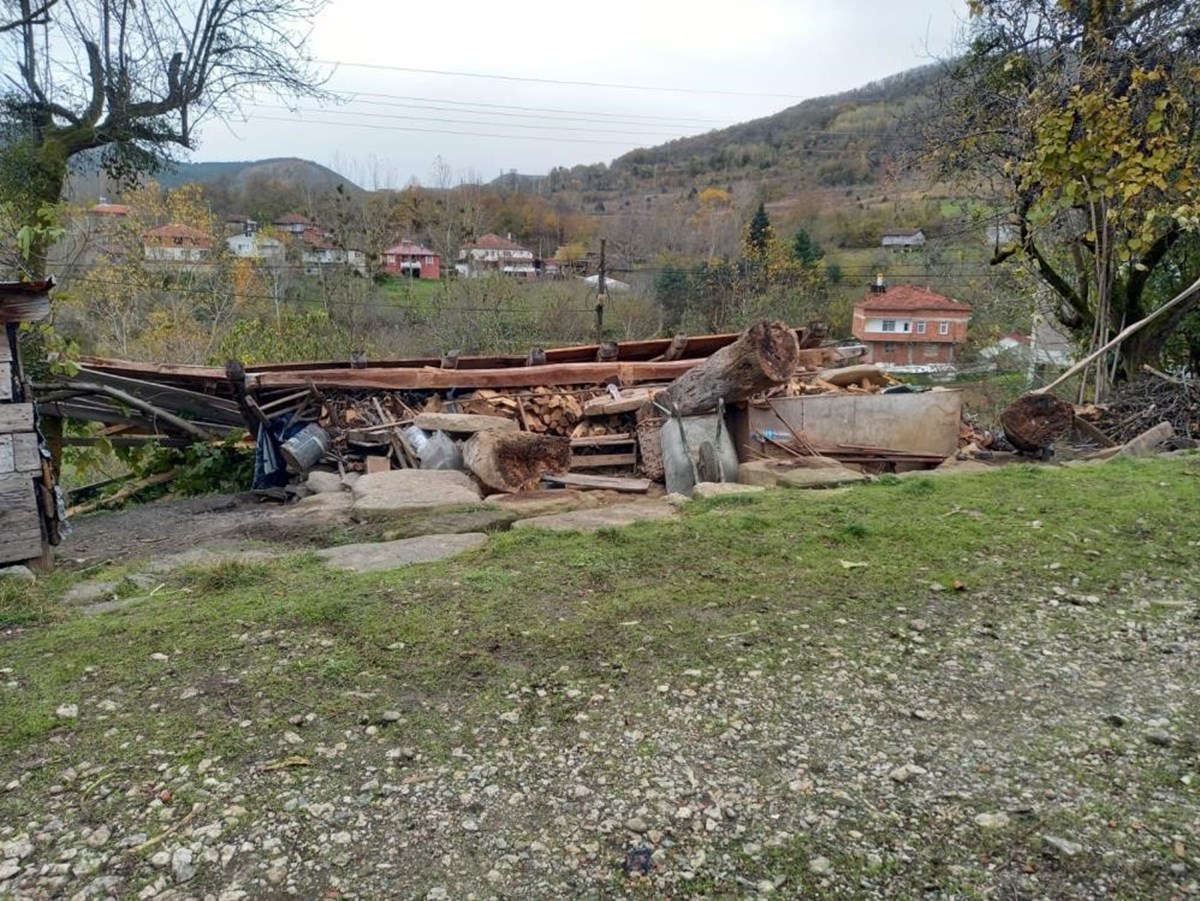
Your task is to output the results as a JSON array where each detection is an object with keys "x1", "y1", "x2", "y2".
[
  {"x1": 350, "y1": 470, "x2": 482, "y2": 522},
  {"x1": 489, "y1": 489, "x2": 599, "y2": 518},
  {"x1": 316, "y1": 533, "x2": 488, "y2": 572},
  {"x1": 738, "y1": 459, "x2": 866, "y2": 489},
  {"x1": 306, "y1": 470, "x2": 346, "y2": 495},
  {"x1": 287, "y1": 491, "x2": 354, "y2": 525},
  {"x1": 512, "y1": 500, "x2": 677, "y2": 532},
  {"x1": 692, "y1": 481, "x2": 766, "y2": 500},
  {"x1": 413, "y1": 412, "x2": 517, "y2": 434}
]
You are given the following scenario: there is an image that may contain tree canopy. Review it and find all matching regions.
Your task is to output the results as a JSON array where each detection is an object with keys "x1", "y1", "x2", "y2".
[
  {"x1": 924, "y1": 0, "x2": 1200, "y2": 392},
  {"x1": 0, "y1": 0, "x2": 328, "y2": 276}
]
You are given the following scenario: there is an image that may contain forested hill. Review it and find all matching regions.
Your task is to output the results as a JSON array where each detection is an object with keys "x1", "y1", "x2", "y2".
[
  {"x1": 542, "y1": 64, "x2": 942, "y2": 198},
  {"x1": 157, "y1": 157, "x2": 362, "y2": 194}
]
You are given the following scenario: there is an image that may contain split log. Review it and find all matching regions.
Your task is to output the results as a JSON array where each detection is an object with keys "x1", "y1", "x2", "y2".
[
  {"x1": 658, "y1": 319, "x2": 799, "y2": 416},
  {"x1": 413, "y1": 412, "x2": 517, "y2": 434},
  {"x1": 463, "y1": 430, "x2": 572, "y2": 492},
  {"x1": 1000, "y1": 392, "x2": 1075, "y2": 452}
]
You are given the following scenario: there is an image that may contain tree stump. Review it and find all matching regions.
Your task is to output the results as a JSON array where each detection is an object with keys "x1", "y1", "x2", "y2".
[
  {"x1": 658, "y1": 319, "x2": 799, "y2": 416},
  {"x1": 1000, "y1": 392, "x2": 1075, "y2": 453},
  {"x1": 463, "y1": 430, "x2": 572, "y2": 493}
]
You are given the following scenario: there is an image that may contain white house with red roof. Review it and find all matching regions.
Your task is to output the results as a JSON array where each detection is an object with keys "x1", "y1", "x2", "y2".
[
  {"x1": 851, "y1": 278, "x2": 971, "y2": 367},
  {"x1": 382, "y1": 241, "x2": 441, "y2": 279},
  {"x1": 457, "y1": 233, "x2": 535, "y2": 277},
  {"x1": 142, "y1": 223, "x2": 215, "y2": 263}
]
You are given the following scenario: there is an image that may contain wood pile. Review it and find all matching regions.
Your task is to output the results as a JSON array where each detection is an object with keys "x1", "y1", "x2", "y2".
[{"x1": 1091, "y1": 371, "x2": 1200, "y2": 445}]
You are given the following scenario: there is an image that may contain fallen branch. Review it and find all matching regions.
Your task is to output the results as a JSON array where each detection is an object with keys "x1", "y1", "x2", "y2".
[
  {"x1": 66, "y1": 469, "x2": 177, "y2": 516},
  {"x1": 35, "y1": 381, "x2": 218, "y2": 441}
]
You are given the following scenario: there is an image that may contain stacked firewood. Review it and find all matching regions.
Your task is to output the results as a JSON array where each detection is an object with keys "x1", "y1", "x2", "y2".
[
  {"x1": 765, "y1": 364, "x2": 902, "y2": 399},
  {"x1": 451, "y1": 386, "x2": 633, "y2": 438}
]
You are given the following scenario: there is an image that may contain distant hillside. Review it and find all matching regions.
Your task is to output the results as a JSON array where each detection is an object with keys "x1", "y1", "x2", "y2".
[
  {"x1": 525, "y1": 64, "x2": 941, "y2": 205},
  {"x1": 157, "y1": 157, "x2": 363, "y2": 194}
]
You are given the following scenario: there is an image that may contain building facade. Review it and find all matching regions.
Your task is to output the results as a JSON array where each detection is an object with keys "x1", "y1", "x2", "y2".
[
  {"x1": 851, "y1": 281, "x2": 971, "y2": 367},
  {"x1": 382, "y1": 241, "x2": 441, "y2": 279}
]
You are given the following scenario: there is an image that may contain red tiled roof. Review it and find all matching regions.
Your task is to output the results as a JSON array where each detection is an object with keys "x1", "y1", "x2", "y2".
[
  {"x1": 465, "y1": 233, "x2": 530, "y2": 252},
  {"x1": 142, "y1": 223, "x2": 214, "y2": 246},
  {"x1": 384, "y1": 241, "x2": 438, "y2": 256},
  {"x1": 856, "y1": 284, "x2": 971, "y2": 313},
  {"x1": 89, "y1": 203, "x2": 130, "y2": 216},
  {"x1": 274, "y1": 213, "x2": 312, "y2": 225}
]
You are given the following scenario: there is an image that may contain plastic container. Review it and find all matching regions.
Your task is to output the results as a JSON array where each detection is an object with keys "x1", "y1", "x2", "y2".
[
  {"x1": 279, "y1": 423, "x2": 332, "y2": 473},
  {"x1": 403, "y1": 426, "x2": 463, "y2": 470}
]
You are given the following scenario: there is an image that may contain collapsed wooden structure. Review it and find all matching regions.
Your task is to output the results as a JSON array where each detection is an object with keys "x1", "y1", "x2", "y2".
[{"x1": 0, "y1": 279, "x2": 62, "y2": 568}]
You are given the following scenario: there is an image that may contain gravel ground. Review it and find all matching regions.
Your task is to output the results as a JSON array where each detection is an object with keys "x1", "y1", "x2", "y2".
[{"x1": 1, "y1": 571, "x2": 1197, "y2": 899}]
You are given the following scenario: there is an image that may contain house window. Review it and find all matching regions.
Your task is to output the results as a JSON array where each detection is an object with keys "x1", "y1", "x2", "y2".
[
  {"x1": 881, "y1": 320, "x2": 897, "y2": 332},
  {"x1": 915, "y1": 321, "x2": 926, "y2": 334},
  {"x1": 939, "y1": 321, "x2": 950, "y2": 335},
  {"x1": 923, "y1": 344, "x2": 939, "y2": 359},
  {"x1": 900, "y1": 321, "x2": 911, "y2": 333},
  {"x1": 883, "y1": 342, "x2": 898, "y2": 353}
]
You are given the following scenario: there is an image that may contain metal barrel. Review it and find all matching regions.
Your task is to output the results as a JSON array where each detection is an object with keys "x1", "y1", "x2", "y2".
[{"x1": 279, "y1": 424, "x2": 332, "y2": 473}]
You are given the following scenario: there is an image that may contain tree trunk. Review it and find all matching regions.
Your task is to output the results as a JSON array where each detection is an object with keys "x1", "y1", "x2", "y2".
[
  {"x1": 658, "y1": 318, "x2": 799, "y2": 416},
  {"x1": 462, "y1": 430, "x2": 571, "y2": 493}
]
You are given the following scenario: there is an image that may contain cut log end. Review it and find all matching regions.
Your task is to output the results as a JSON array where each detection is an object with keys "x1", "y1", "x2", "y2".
[
  {"x1": 752, "y1": 319, "x2": 802, "y2": 382},
  {"x1": 1001, "y1": 392, "x2": 1075, "y2": 452},
  {"x1": 463, "y1": 431, "x2": 572, "y2": 493}
]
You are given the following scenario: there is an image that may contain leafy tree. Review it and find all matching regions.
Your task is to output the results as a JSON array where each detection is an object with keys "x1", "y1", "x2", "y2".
[
  {"x1": 0, "y1": 0, "x2": 327, "y2": 277},
  {"x1": 923, "y1": 0, "x2": 1200, "y2": 394},
  {"x1": 653, "y1": 265, "x2": 691, "y2": 329}
]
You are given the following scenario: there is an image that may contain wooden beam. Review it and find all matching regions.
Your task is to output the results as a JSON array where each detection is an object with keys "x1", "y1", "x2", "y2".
[{"x1": 0, "y1": 403, "x2": 34, "y2": 433}]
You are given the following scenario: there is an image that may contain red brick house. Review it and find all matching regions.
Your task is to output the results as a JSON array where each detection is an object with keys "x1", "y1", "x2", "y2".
[
  {"x1": 382, "y1": 241, "x2": 441, "y2": 279},
  {"x1": 851, "y1": 280, "x2": 971, "y2": 366}
]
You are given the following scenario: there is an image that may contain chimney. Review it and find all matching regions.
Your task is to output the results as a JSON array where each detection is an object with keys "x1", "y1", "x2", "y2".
[{"x1": 871, "y1": 273, "x2": 887, "y2": 294}]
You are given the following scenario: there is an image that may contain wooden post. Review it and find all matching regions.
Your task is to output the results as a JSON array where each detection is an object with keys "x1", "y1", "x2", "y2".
[{"x1": 595, "y1": 237, "x2": 606, "y2": 344}]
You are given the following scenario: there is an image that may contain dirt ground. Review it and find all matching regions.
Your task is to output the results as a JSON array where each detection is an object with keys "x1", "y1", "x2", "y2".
[{"x1": 56, "y1": 494, "x2": 283, "y2": 570}]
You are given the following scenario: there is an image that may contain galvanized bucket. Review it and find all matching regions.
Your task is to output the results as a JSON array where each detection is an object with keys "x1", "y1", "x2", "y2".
[{"x1": 279, "y1": 423, "x2": 332, "y2": 473}]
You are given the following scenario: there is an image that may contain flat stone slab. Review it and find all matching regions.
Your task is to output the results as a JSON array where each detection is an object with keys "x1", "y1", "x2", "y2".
[
  {"x1": 512, "y1": 500, "x2": 677, "y2": 532},
  {"x1": 351, "y1": 469, "x2": 483, "y2": 522},
  {"x1": 413, "y1": 412, "x2": 517, "y2": 434},
  {"x1": 284, "y1": 491, "x2": 355, "y2": 526},
  {"x1": 142, "y1": 546, "x2": 276, "y2": 574},
  {"x1": 692, "y1": 482, "x2": 766, "y2": 500},
  {"x1": 489, "y1": 489, "x2": 599, "y2": 518},
  {"x1": 738, "y1": 459, "x2": 867, "y2": 489},
  {"x1": 306, "y1": 470, "x2": 348, "y2": 494},
  {"x1": 316, "y1": 533, "x2": 488, "y2": 572}
]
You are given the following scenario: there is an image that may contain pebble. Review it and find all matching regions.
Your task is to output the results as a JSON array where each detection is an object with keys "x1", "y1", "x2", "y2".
[
  {"x1": 499, "y1": 711, "x2": 520, "y2": 724},
  {"x1": 624, "y1": 817, "x2": 648, "y2": 834},
  {"x1": 1042, "y1": 835, "x2": 1083, "y2": 857},
  {"x1": 808, "y1": 855, "x2": 832, "y2": 875},
  {"x1": 55, "y1": 704, "x2": 78, "y2": 720},
  {"x1": 171, "y1": 847, "x2": 195, "y2": 882},
  {"x1": 974, "y1": 812, "x2": 1010, "y2": 829},
  {"x1": 84, "y1": 826, "x2": 110, "y2": 849},
  {"x1": 1145, "y1": 730, "x2": 1173, "y2": 747}
]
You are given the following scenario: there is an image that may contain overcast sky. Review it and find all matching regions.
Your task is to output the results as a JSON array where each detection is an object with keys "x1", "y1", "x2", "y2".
[{"x1": 196, "y1": 0, "x2": 968, "y2": 188}]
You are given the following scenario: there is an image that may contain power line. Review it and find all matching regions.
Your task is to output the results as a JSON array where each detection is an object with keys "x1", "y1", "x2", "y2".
[
  {"x1": 320, "y1": 60, "x2": 807, "y2": 100},
  {"x1": 334, "y1": 91, "x2": 726, "y2": 127},
  {"x1": 250, "y1": 114, "x2": 650, "y2": 147},
  {"x1": 250, "y1": 104, "x2": 706, "y2": 139}
]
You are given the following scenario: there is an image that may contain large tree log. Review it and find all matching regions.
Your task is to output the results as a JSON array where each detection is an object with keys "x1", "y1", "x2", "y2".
[
  {"x1": 463, "y1": 430, "x2": 572, "y2": 493},
  {"x1": 658, "y1": 319, "x2": 799, "y2": 416},
  {"x1": 1001, "y1": 392, "x2": 1075, "y2": 452}
]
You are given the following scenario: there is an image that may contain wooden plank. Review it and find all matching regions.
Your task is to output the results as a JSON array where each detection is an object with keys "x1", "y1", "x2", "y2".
[
  {"x1": 0, "y1": 328, "x2": 11, "y2": 363},
  {"x1": 0, "y1": 433, "x2": 41, "y2": 473},
  {"x1": 569, "y1": 453, "x2": 637, "y2": 469},
  {"x1": 248, "y1": 349, "x2": 842, "y2": 393},
  {"x1": 0, "y1": 403, "x2": 34, "y2": 434},
  {"x1": 543, "y1": 472, "x2": 651, "y2": 492},
  {"x1": 0, "y1": 471, "x2": 44, "y2": 564},
  {"x1": 71, "y1": 368, "x2": 243, "y2": 424},
  {"x1": 570, "y1": 433, "x2": 636, "y2": 447},
  {"x1": 0, "y1": 362, "x2": 11, "y2": 401},
  {"x1": 582, "y1": 389, "x2": 653, "y2": 417}
]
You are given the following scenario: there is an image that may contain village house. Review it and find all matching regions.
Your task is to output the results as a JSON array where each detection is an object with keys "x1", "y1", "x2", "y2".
[
  {"x1": 299, "y1": 229, "x2": 366, "y2": 275},
  {"x1": 851, "y1": 278, "x2": 971, "y2": 367},
  {"x1": 226, "y1": 233, "x2": 285, "y2": 263},
  {"x1": 272, "y1": 213, "x2": 314, "y2": 235},
  {"x1": 881, "y1": 228, "x2": 926, "y2": 251},
  {"x1": 142, "y1": 223, "x2": 214, "y2": 263},
  {"x1": 225, "y1": 214, "x2": 259, "y2": 236},
  {"x1": 457, "y1": 233, "x2": 535, "y2": 277},
  {"x1": 381, "y1": 241, "x2": 441, "y2": 279}
]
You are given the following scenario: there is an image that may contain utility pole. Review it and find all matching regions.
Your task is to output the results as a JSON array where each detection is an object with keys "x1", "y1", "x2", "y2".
[{"x1": 595, "y1": 237, "x2": 606, "y2": 344}]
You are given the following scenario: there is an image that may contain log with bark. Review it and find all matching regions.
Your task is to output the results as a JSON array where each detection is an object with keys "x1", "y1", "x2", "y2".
[
  {"x1": 657, "y1": 319, "x2": 800, "y2": 416},
  {"x1": 462, "y1": 430, "x2": 572, "y2": 492},
  {"x1": 1000, "y1": 392, "x2": 1075, "y2": 453}
]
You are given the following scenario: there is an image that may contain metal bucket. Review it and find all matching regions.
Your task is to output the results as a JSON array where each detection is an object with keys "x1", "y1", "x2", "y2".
[{"x1": 279, "y1": 424, "x2": 332, "y2": 473}]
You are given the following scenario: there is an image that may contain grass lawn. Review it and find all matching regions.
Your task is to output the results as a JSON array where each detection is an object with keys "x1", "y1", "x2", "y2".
[{"x1": 1, "y1": 455, "x2": 1197, "y2": 898}]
